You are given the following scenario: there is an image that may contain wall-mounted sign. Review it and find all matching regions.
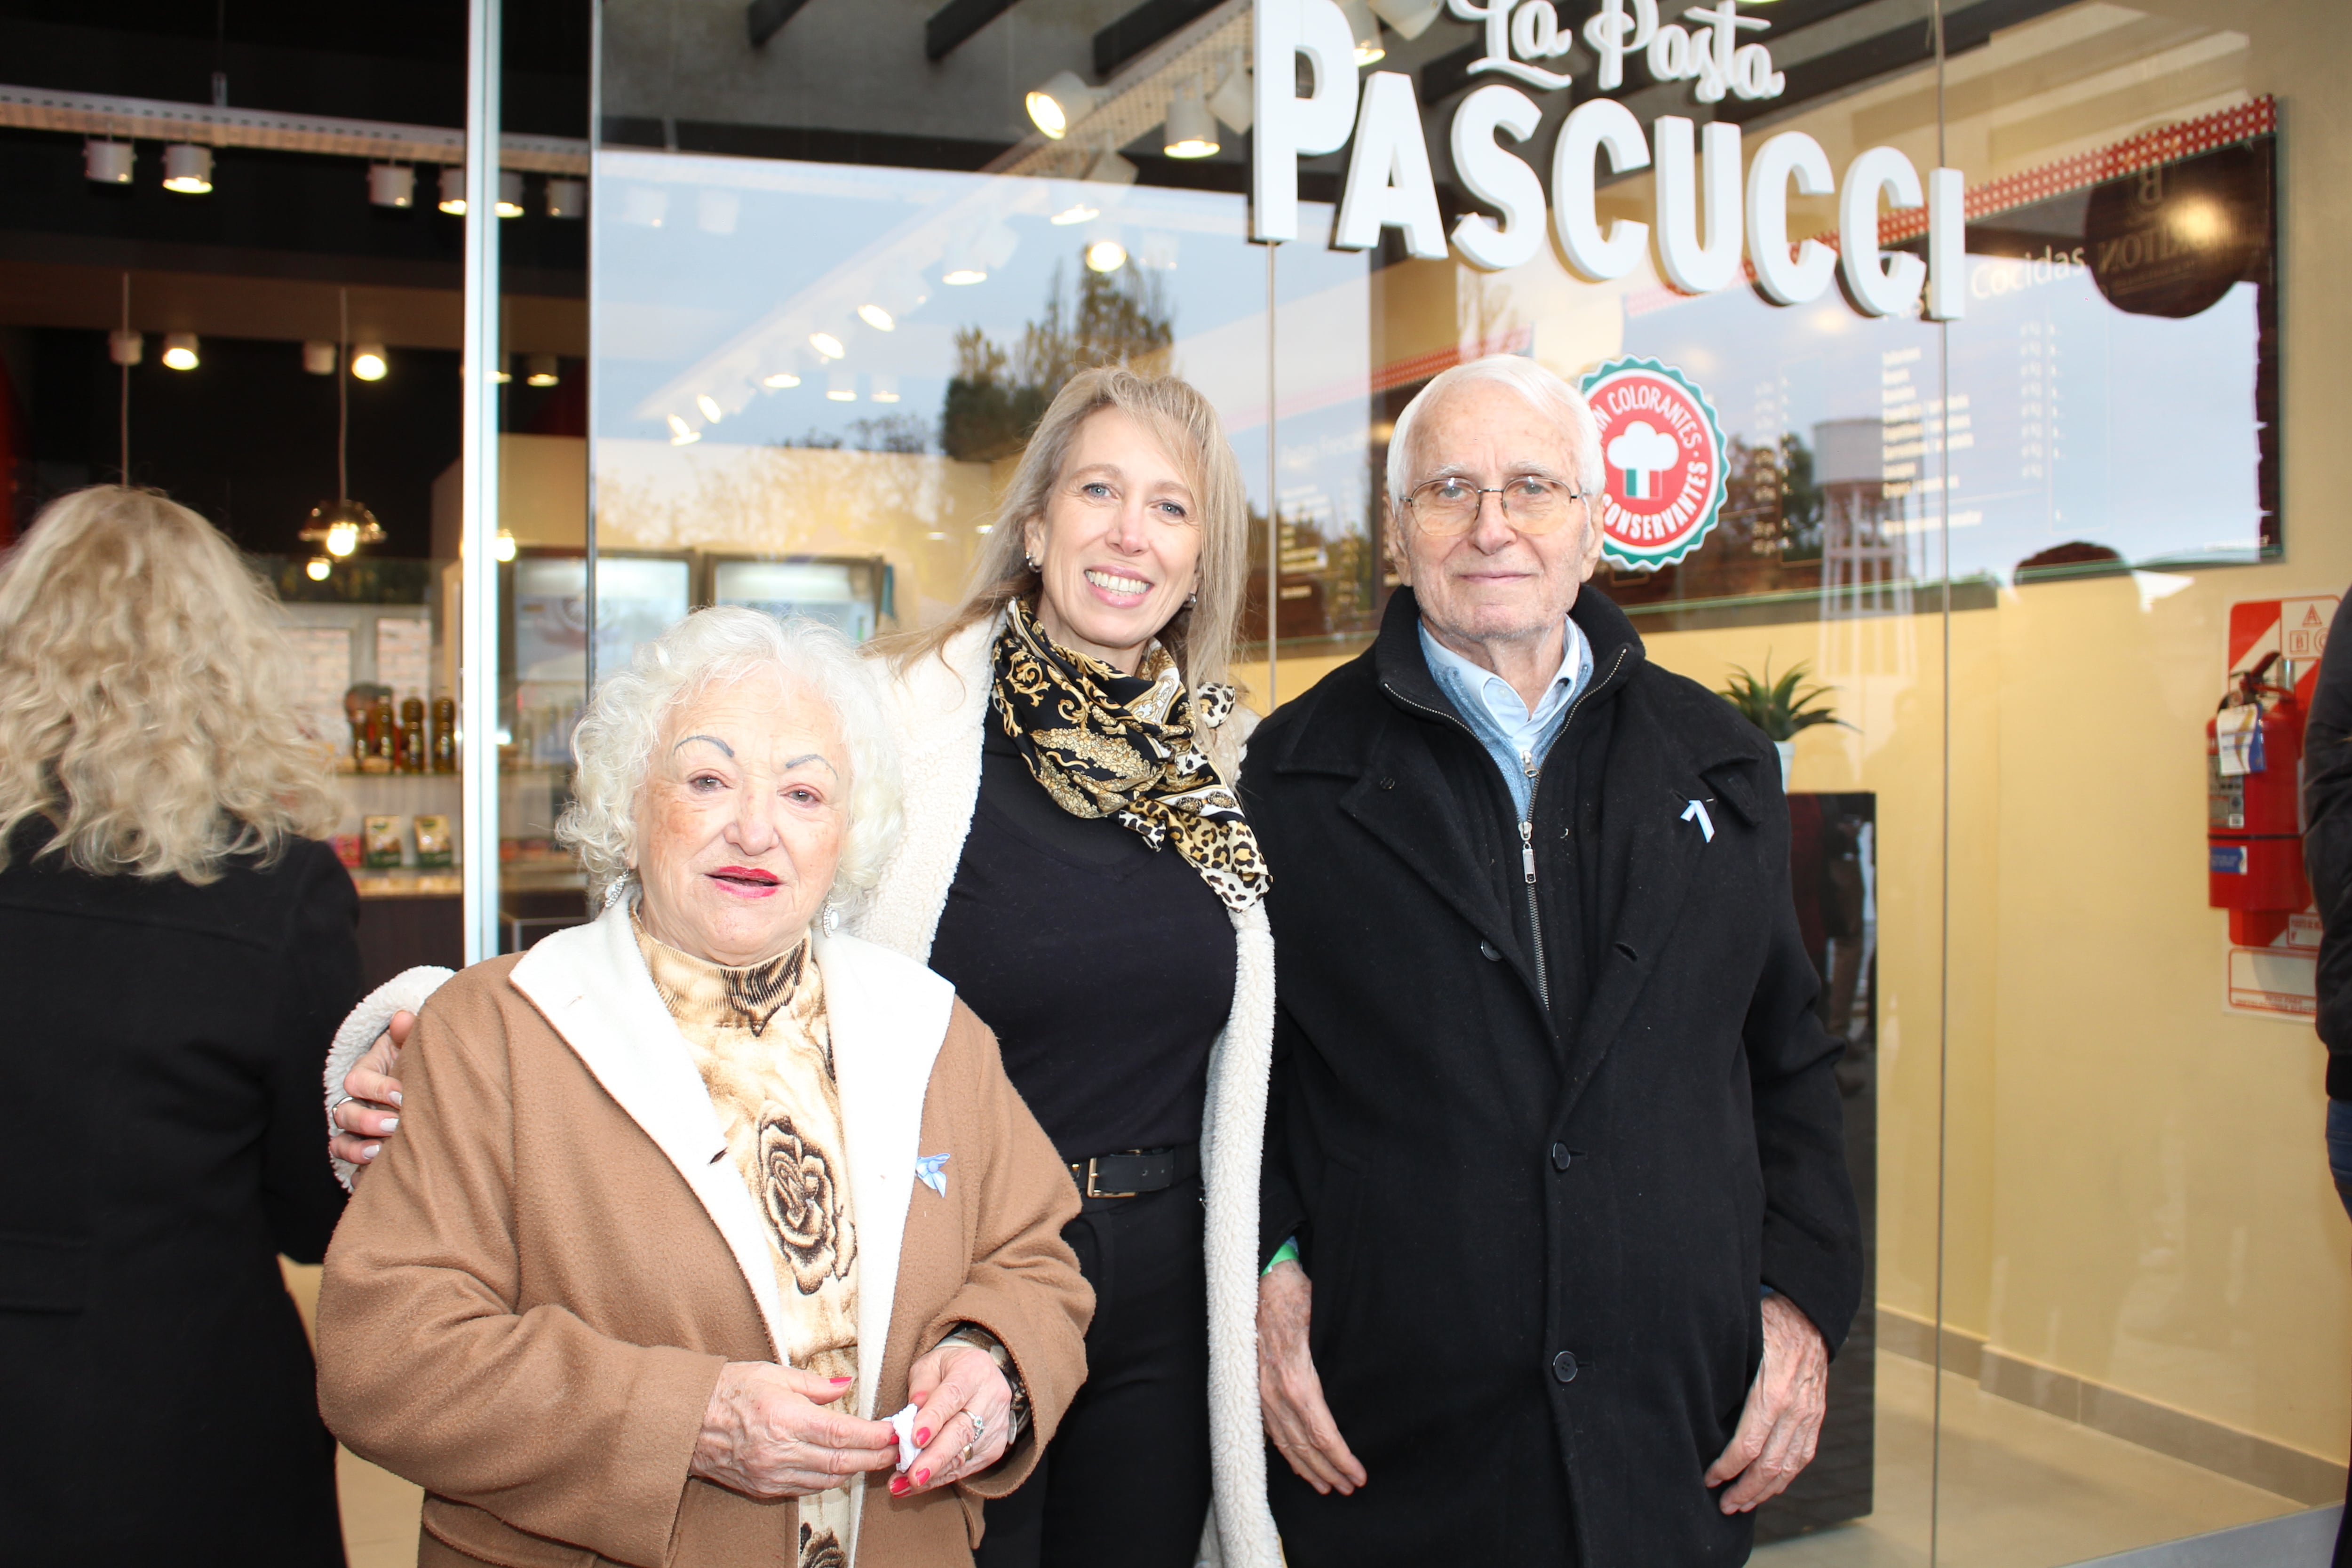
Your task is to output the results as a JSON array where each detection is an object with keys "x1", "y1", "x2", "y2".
[
  {"x1": 1253, "y1": 0, "x2": 1966, "y2": 324},
  {"x1": 1580, "y1": 356, "x2": 1724, "y2": 569}
]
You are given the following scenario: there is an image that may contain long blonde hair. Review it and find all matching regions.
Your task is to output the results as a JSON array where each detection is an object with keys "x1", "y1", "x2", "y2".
[
  {"x1": 0, "y1": 487, "x2": 342, "y2": 883},
  {"x1": 889, "y1": 365, "x2": 1252, "y2": 775}
]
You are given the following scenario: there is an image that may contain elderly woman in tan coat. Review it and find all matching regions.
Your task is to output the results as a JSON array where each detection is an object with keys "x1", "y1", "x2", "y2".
[{"x1": 315, "y1": 609, "x2": 1092, "y2": 1568}]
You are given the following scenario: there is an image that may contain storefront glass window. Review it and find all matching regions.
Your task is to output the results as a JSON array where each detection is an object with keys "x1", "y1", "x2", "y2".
[{"x1": 580, "y1": 2, "x2": 2346, "y2": 1562}]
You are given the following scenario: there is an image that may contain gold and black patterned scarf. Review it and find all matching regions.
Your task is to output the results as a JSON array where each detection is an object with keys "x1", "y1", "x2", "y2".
[{"x1": 992, "y1": 596, "x2": 1269, "y2": 911}]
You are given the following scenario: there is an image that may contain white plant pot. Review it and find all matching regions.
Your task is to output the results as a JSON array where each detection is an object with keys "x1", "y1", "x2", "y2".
[{"x1": 1774, "y1": 740, "x2": 1796, "y2": 795}]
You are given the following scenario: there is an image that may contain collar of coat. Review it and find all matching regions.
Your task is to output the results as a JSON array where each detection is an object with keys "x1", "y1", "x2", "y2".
[{"x1": 508, "y1": 898, "x2": 955, "y2": 1423}]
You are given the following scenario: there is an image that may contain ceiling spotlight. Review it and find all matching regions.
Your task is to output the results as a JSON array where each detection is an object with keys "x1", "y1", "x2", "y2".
[
  {"x1": 545, "y1": 177, "x2": 586, "y2": 219},
  {"x1": 85, "y1": 139, "x2": 133, "y2": 184},
  {"x1": 763, "y1": 371, "x2": 801, "y2": 389},
  {"x1": 870, "y1": 375, "x2": 901, "y2": 404},
  {"x1": 302, "y1": 341, "x2": 337, "y2": 375},
  {"x1": 1369, "y1": 0, "x2": 1445, "y2": 40},
  {"x1": 809, "y1": 332, "x2": 845, "y2": 360},
  {"x1": 497, "y1": 171, "x2": 525, "y2": 219},
  {"x1": 302, "y1": 499, "x2": 385, "y2": 558},
  {"x1": 667, "y1": 414, "x2": 700, "y2": 446},
  {"x1": 1026, "y1": 71, "x2": 1100, "y2": 139},
  {"x1": 1336, "y1": 0, "x2": 1385, "y2": 64},
  {"x1": 438, "y1": 167, "x2": 467, "y2": 214},
  {"x1": 490, "y1": 363, "x2": 512, "y2": 383},
  {"x1": 826, "y1": 370, "x2": 856, "y2": 402},
  {"x1": 943, "y1": 265, "x2": 987, "y2": 286},
  {"x1": 1050, "y1": 202, "x2": 1099, "y2": 226},
  {"x1": 107, "y1": 330, "x2": 143, "y2": 366},
  {"x1": 305, "y1": 556, "x2": 333, "y2": 581},
  {"x1": 1085, "y1": 239, "x2": 1128, "y2": 273},
  {"x1": 160, "y1": 332, "x2": 200, "y2": 371},
  {"x1": 1164, "y1": 85, "x2": 1219, "y2": 159},
  {"x1": 696, "y1": 393, "x2": 724, "y2": 422},
  {"x1": 350, "y1": 343, "x2": 388, "y2": 381},
  {"x1": 494, "y1": 529, "x2": 518, "y2": 563},
  {"x1": 858, "y1": 303, "x2": 896, "y2": 332},
  {"x1": 368, "y1": 164, "x2": 414, "y2": 208},
  {"x1": 1087, "y1": 149, "x2": 1138, "y2": 186},
  {"x1": 1208, "y1": 64, "x2": 1254, "y2": 135},
  {"x1": 524, "y1": 354, "x2": 559, "y2": 387},
  {"x1": 161, "y1": 144, "x2": 213, "y2": 194}
]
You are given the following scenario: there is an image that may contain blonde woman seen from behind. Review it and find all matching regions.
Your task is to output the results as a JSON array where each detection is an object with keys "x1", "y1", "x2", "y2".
[
  {"x1": 329, "y1": 368, "x2": 1284, "y2": 1568},
  {"x1": 0, "y1": 487, "x2": 360, "y2": 1565}
]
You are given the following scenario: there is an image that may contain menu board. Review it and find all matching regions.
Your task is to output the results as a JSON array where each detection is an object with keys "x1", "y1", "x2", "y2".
[{"x1": 374, "y1": 616, "x2": 433, "y2": 701}]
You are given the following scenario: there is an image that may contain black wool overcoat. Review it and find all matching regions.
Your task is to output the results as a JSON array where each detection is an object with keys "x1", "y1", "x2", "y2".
[
  {"x1": 0, "y1": 828, "x2": 359, "y2": 1565},
  {"x1": 1243, "y1": 588, "x2": 1862, "y2": 1567}
]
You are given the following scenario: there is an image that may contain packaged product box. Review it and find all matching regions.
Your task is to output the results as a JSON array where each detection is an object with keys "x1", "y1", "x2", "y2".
[
  {"x1": 413, "y1": 813, "x2": 453, "y2": 868},
  {"x1": 331, "y1": 832, "x2": 363, "y2": 869},
  {"x1": 362, "y1": 814, "x2": 406, "y2": 869}
]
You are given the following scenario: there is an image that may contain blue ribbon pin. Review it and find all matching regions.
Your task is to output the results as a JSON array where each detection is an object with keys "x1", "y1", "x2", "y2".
[
  {"x1": 1681, "y1": 799, "x2": 1715, "y2": 843},
  {"x1": 914, "y1": 1153, "x2": 951, "y2": 1196}
]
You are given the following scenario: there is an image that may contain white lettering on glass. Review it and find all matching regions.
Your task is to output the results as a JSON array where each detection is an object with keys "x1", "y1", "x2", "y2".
[
  {"x1": 1745, "y1": 130, "x2": 1837, "y2": 305},
  {"x1": 1551, "y1": 96, "x2": 1650, "y2": 280},
  {"x1": 1653, "y1": 116, "x2": 1743, "y2": 294},
  {"x1": 1333, "y1": 71, "x2": 1449, "y2": 258},
  {"x1": 1841, "y1": 145, "x2": 1928, "y2": 318},
  {"x1": 1451, "y1": 84, "x2": 1548, "y2": 271},
  {"x1": 1252, "y1": 0, "x2": 1360, "y2": 243},
  {"x1": 1451, "y1": 0, "x2": 1575, "y2": 92}
]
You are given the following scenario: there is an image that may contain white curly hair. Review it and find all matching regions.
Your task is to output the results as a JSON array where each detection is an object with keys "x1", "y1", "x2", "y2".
[{"x1": 556, "y1": 607, "x2": 903, "y2": 912}]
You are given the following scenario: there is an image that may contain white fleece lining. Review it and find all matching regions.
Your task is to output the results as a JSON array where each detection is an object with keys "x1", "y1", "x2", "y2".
[{"x1": 324, "y1": 964, "x2": 453, "y2": 1191}]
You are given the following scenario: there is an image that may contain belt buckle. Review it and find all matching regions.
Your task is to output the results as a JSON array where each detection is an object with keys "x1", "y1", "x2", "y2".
[{"x1": 1084, "y1": 1156, "x2": 1138, "y2": 1199}]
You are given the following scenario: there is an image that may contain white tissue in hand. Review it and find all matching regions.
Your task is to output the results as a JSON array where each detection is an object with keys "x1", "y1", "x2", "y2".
[{"x1": 887, "y1": 1402, "x2": 921, "y2": 1472}]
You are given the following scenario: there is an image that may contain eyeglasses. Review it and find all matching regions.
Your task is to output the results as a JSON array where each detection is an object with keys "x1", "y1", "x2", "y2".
[{"x1": 1402, "y1": 475, "x2": 1589, "y2": 536}]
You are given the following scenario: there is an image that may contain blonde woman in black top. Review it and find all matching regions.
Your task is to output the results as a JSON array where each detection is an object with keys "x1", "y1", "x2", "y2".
[
  {"x1": 330, "y1": 369, "x2": 1282, "y2": 1568},
  {"x1": 0, "y1": 488, "x2": 360, "y2": 1564}
]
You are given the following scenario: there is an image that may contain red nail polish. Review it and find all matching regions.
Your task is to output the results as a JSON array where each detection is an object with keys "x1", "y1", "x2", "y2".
[
  {"x1": 830, "y1": 1376, "x2": 853, "y2": 1384},
  {"x1": 889, "y1": 1476, "x2": 908, "y2": 1496},
  {"x1": 914, "y1": 1468, "x2": 930, "y2": 1486},
  {"x1": 915, "y1": 1428, "x2": 931, "y2": 1446}
]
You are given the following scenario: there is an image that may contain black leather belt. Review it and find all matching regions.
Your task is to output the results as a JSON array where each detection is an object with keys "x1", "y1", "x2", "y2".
[{"x1": 1068, "y1": 1143, "x2": 1199, "y2": 1199}]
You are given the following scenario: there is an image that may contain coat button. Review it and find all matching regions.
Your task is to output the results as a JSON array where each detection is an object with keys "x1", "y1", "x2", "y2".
[
  {"x1": 1552, "y1": 1350, "x2": 1579, "y2": 1384},
  {"x1": 1479, "y1": 940, "x2": 1502, "y2": 961},
  {"x1": 1550, "y1": 1142, "x2": 1572, "y2": 1171}
]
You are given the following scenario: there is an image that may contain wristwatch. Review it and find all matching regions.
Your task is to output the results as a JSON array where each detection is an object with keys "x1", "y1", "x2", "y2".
[{"x1": 939, "y1": 1323, "x2": 1030, "y2": 1442}]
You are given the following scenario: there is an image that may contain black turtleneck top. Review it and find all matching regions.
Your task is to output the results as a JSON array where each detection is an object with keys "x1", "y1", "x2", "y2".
[{"x1": 923, "y1": 711, "x2": 1236, "y2": 1164}]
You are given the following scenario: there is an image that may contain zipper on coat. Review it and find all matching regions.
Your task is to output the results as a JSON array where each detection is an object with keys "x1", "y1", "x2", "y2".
[{"x1": 1519, "y1": 814, "x2": 1550, "y2": 1009}]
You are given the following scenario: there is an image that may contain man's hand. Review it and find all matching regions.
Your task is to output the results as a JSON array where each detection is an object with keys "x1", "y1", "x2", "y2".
[
  {"x1": 690, "y1": 1361, "x2": 898, "y2": 1500},
  {"x1": 328, "y1": 1011, "x2": 413, "y2": 1178},
  {"x1": 1257, "y1": 1259, "x2": 1367, "y2": 1496},
  {"x1": 1705, "y1": 1292, "x2": 1828, "y2": 1513}
]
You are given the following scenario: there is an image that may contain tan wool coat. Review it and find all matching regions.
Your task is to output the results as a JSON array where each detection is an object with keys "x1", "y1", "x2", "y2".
[{"x1": 315, "y1": 903, "x2": 1093, "y2": 1568}]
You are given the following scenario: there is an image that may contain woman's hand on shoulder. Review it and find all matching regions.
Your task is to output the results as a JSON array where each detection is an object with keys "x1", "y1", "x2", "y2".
[
  {"x1": 691, "y1": 1362, "x2": 898, "y2": 1500},
  {"x1": 894, "y1": 1343, "x2": 1013, "y2": 1496},
  {"x1": 329, "y1": 1011, "x2": 413, "y2": 1178}
]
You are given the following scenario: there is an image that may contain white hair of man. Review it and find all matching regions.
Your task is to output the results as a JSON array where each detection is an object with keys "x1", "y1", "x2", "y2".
[
  {"x1": 1384, "y1": 354, "x2": 1605, "y2": 509},
  {"x1": 557, "y1": 606, "x2": 905, "y2": 910}
]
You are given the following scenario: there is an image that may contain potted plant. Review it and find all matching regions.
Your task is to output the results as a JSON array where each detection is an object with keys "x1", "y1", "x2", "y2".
[{"x1": 1719, "y1": 660, "x2": 1852, "y2": 792}]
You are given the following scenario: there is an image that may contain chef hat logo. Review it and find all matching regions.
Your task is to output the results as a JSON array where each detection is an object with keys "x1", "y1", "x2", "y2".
[{"x1": 1606, "y1": 421, "x2": 1681, "y2": 500}]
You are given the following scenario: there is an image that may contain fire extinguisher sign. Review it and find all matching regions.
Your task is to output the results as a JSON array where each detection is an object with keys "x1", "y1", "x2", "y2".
[{"x1": 2220, "y1": 595, "x2": 2336, "y2": 1021}]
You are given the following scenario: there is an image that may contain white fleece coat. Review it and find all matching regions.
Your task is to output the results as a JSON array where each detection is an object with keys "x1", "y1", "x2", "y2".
[{"x1": 326, "y1": 614, "x2": 1281, "y2": 1568}]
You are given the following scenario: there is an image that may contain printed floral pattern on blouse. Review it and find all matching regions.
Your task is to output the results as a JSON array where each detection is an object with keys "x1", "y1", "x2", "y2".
[{"x1": 636, "y1": 918, "x2": 863, "y2": 1568}]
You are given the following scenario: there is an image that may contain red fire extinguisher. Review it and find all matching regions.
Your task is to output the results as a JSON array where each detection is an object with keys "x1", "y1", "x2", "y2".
[{"x1": 2208, "y1": 650, "x2": 2308, "y2": 946}]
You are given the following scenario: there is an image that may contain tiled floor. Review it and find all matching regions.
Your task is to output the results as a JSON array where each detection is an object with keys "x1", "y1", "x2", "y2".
[
  {"x1": 1753, "y1": 1354, "x2": 2304, "y2": 1568},
  {"x1": 285, "y1": 1264, "x2": 2308, "y2": 1568}
]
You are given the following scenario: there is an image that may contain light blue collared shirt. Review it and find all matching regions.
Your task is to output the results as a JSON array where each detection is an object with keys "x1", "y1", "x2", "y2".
[{"x1": 1418, "y1": 615, "x2": 1594, "y2": 820}]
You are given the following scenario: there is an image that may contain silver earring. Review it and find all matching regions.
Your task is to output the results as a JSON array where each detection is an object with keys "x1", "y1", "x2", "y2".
[
  {"x1": 1185, "y1": 590, "x2": 1198, "y2": 608},
  {"x1": 1025, "y1": 553, "x2": 1041, "y2": 573},
  {"x1": 602, "y1": 878, "x2": 627, "y2": 910},
  {"x1": 821, "y1": 901, "x2": 841, "y2": 935}
]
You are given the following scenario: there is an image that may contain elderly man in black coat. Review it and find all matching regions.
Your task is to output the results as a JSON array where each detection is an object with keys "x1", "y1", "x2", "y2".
[{"x1": 1245, "y1": 355, "x2": 1863, "y2": 1565}]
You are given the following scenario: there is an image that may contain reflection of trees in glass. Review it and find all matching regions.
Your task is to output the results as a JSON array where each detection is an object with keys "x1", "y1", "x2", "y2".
[
  {"x1": 940, "y1": 259, "x2": 1176, "y2": 462},
  {"x1": 1597, "y1": 430, "x2": 1830, "y2": 605},
  {"x1": 773, "y1": 415, "x2": 933, "y2": 455}
]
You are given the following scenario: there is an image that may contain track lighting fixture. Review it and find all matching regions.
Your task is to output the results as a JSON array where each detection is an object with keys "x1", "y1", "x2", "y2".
[
  {"x1": 161, "y1": 144, "x2": 214, "y2": 194},
  {"x1": 1164, "y1": 85, "x2": 1219, "y2": 159},
  {"x1": 524, "y1": 355, "x2": 559, "y2": 387},
  {"x1": 368, "y1": 165, "x2": 414, "y2": 208},
  {"x1": 85, "y1": 140, "x2": 133, "y2": 184},
  {"x1": 1026, "y1": 71, "x2": 1099, "y2": 139},
  {"x1": 350, "y1": 344, "x2": 388, "y2": 381},
  {"x1": 438, "y1": 167, "x2": 467, "y2": 214},
  {"x1": 303, "y1": 341, "x2": 337, "y2": 375},
  {"x1": 161, "y1": 332, "x2": 200, "y2": 370},
  {"x1": 545, "y1": 177, "x2": 586, "y2": 219}
]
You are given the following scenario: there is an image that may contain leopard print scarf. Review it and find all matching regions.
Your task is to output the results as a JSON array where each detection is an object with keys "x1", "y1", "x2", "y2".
[{"x1": 991, "y1": 596, "x2": 1270, "y2": 911}]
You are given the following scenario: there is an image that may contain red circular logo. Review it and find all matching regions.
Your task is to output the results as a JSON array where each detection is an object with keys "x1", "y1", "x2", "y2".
[{"x1": 1579, "y1": 358, "x2": 1727, "y2": 570}]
